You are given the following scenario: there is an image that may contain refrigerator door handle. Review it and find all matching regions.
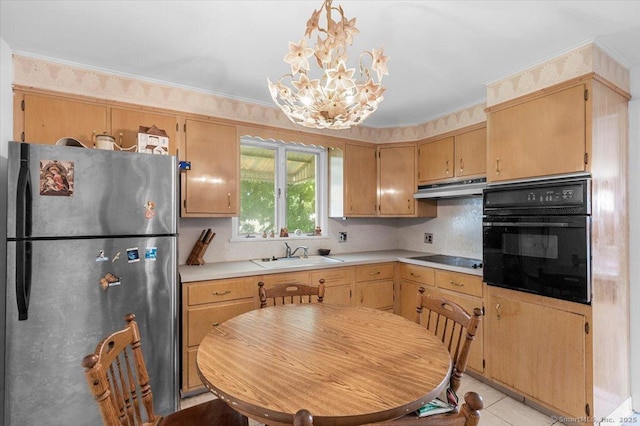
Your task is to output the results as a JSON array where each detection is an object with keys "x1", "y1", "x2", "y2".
[
  {"x1": 16, "y1": 142, "x2": 33, "y2": 238},
  {"x1": 16, "y1": 240, "x2": 32, "y2": 320}
]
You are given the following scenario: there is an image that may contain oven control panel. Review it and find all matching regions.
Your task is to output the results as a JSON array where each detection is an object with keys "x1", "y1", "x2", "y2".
[
  {"x1": 483, "y1": 178, "x2": 590, "y2": 214},
  {"x1": 525, "y1": 187, "x2": 581, "y2": 203}
]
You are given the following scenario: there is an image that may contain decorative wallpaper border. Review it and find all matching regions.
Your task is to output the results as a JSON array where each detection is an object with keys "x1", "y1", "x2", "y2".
[
  {"x1": 12, "y1": 43, "x2": 626, "y2": 143},
  {"x1": 487, "y1": 42, "x2": 630, "y2": 107},
  {"x1": 12, "y1": 54, "x2": 485, "y2": 143}
]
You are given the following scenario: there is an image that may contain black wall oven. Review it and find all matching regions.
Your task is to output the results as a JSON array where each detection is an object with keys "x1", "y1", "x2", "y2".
[{"x1": 482, "y1": 176, "x2": 591, "y2": 304}]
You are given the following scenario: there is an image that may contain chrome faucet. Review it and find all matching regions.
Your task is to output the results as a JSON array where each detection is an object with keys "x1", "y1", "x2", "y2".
[{"x1": 284, "y1": 242, "x2": 308, "y2": 258}]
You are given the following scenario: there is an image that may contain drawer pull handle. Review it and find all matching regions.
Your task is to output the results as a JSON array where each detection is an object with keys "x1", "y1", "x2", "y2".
[
  {"x1": 212, "y1": 290, "x2": 231, "y2": 296},
  {"x1": 496, "y1": 303, "x2": 502, "y2": 320},
  {"x1": 212, "y1": 322, "x2": 220, "y2": 327},
  {"x1": 369, "y1": 271, "x2": 381, "y2": 275},
  {"x1": 449, "y1": 280, "x2": 464, "y2": 287},
  {"x1": 410, "y1": 272, "x2": 421, "y2": 278}
]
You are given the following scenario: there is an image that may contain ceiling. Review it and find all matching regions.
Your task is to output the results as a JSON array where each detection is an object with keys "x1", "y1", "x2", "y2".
[{"x1": 1, "y1": 1, "x2": 639, "y2": 129}]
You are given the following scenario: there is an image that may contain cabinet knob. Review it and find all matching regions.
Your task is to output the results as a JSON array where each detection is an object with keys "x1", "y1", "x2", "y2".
[{"x1": 319, "y1": 278, "x2": 326, "y2": 284}]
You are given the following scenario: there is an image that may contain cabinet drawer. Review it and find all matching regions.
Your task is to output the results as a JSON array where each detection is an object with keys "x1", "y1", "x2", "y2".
[
  {"x1": 187, "y1": 276, "x2": 259, "y2": 306},
  {"x1": 187, "y1": 300, "x2": 255, "y2": 347},
  {"x1": 435, "y1": 270, "x2": 482, "y2": 297},
  {"x1": 261, "y1": 271, "x2": 310, "y2": 287},
  {"x1": 310, "y1": 267, "x2": 353, "y2": 287},
  {"x1": 399, "y1": 263, "x2": 435, "y2": 285},
  {"x1": 355, "y1": 263, "x2": 395, "y2": 282}
]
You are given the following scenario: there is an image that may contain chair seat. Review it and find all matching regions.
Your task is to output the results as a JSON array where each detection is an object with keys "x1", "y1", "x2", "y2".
[{"x1": 160, "y1": 399, "x2": 248, "y2": 426}]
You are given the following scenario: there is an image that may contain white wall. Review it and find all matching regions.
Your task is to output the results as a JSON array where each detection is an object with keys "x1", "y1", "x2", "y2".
[{"x1": 629, "y1": 65, "x2": 640, "y2": 413}]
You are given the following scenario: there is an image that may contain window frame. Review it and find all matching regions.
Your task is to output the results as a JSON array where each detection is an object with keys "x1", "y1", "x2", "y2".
[{"x1": 232, "y1": 137, "x2": 328, "y2": 241}]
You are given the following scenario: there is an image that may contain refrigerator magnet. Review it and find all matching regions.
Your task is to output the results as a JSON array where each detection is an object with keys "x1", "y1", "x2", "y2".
[
  {"x1": 112, "y1": 251, "x2": 121, "y2": 263},
  {"x1": 39, "y1": 160, "x2": 74, "y2": 196},
  {"x1": 145, "y1": 247, "x2": 157, "y2": 261},
  {"x1": 96, "y1": 250, "x2": 109, "y2": 262},
  {"x1": 99, "y1": 273, "x2": 121, "y2": 291},
  {"x1": 144, "y1": 200, "x2": 157, "y2": 219},
  {"x1": 126, "y1": 247, "x2": 140, "y2": 263}
]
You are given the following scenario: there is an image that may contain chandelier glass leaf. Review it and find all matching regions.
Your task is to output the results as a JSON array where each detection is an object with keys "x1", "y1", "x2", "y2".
[{"x1": 268, "y1": 0, "x2": 389, "y2": 130}]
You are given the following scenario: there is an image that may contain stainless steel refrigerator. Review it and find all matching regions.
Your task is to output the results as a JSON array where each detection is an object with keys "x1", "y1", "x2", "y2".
[{"x1": 3, "y1": 141, "x2": 179, "y2": 425}]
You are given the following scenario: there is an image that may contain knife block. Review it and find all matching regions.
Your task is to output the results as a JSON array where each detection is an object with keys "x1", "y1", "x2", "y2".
[{"x1": 186, "y1": 237, "x2": 213, "y2": 265}]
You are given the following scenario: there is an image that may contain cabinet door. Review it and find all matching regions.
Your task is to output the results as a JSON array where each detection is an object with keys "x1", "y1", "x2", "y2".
[
  {"x1": 379, "y1": 145, "x2": 415, "y2": 216},
  {"x1": 455, "y1": 127, "x2": 486, "y2": 178},
  {"x1": 356, "y1": 280, "x2": 394, "y2": 310},
  {"x1": 399, "y1": 281, "x2": 435, "y2": 321},
  {"x1": 21, "y1": 93, "x2": 107, "y2": 145},
  {"x1": 110, "y1": 107, "x2": 178, "y2": 154},
  {"x1": 344, "y1": 144, "x2": 377, "y2": 216},
  {"x1": 418, "y1": 136, "x2": 454, "y2": 184},
  {"x1": 183, "y1": 119, "x2": 239, "y2": 216},
  {"x1": 488, "y1": 84, "x2": 586, "y2": 182},
  {"x1": 487, "y1": 294, "x2": 587, "y2": 417}
]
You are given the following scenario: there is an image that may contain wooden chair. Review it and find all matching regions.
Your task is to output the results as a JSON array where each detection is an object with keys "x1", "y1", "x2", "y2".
[
  {"x1": 82, "y1": 313, "x2": 248, "y2": 426},
  {"x1": 372, "y1": 288, "x2": 484, "y2": 426},
  {"x1": 258, "y1": 281, "x2": 325, "y2": 308}
]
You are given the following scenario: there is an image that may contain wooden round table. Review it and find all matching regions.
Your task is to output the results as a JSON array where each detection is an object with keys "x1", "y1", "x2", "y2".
[{"x1": 196, "y1": 304, "x2": 452, "y2": 425}]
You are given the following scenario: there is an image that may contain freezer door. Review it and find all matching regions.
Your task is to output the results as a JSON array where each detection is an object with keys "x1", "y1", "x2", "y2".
[
  {"x1": 7, "y1": 142, "x2": 177, "y2": 239},
  {"x1": 4, "y1": 237, "x2": 178, "y2": 426}
]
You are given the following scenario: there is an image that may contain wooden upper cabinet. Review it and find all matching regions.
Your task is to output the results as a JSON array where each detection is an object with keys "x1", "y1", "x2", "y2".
[
  {"x1": 378, "y1": 144, "x2": 415, "y2": 216},
  {"x1": 418, "y1": 136, "x2": 454, "y2": 183},
  {"x1": 455, "y1": 127, "x2": 486, "y2": 178},
  {"x1": 182, "y1": 119, "x2": 239, "y2": 217},
  {"x1": 18, "y1": 92, "x2": 107, "y2": 145},
  {"x1": 110, "y1": 107, "x2": 178, "y2": 155},
  {"x1": 487, "y1": 83, "x2": 587, "y2": 182},
  {"x1": 418, "y1": 126, "x2": 487, "y2": 185},
  {"x1": 344, "y1": 143, "x2": 377, "y2": 216}
]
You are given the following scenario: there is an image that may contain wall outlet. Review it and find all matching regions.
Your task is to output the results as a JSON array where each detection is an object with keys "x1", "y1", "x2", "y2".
[
  {"x1": 424, "y1": 233, "x2": 433, "y2": 244},
  {"x1": 338, "y1": 232, "x2": 348, "y2": 243}
]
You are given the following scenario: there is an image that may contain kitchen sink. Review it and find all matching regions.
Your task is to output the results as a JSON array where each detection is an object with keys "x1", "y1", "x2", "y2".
[{"x1": 251, "y1": 255, "x2": 343, "y2": 269}]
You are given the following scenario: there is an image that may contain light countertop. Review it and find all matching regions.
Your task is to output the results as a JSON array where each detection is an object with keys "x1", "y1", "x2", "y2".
[{"x1": 179, "y1": 250, "x2": 483, "y2": 282}]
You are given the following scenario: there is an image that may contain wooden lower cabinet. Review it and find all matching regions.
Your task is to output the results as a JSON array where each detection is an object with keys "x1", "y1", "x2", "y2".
[
  {"x1": 355, "y1": 263, "x2": 395, "y2": 311},
  {"x1": 181, "y1": 276, "x2": 260, "y2": 394},
  {"x1": 486, "y1": 286, "x2": 589, "y2": 419},
  {"x1": 311, "y1": 267, "x2": 353, "y2": 305},
  {"x1": 398, "y1": 263, "x2": 435, "y2": 320}
]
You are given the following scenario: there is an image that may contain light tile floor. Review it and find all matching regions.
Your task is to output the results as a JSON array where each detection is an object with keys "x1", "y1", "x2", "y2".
[{"x1": 181, "y1": 375, "x2": 640, "y2": 425}]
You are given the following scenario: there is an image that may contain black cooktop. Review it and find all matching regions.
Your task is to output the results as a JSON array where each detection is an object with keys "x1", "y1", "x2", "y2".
[{"x1": 409, "y1": 254, "x2": 483, "y2": 269}]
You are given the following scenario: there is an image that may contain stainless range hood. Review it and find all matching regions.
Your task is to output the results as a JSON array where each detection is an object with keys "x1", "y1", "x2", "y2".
[{"x1": 414, "y1": 178, "x2": 486, "y2": 199}]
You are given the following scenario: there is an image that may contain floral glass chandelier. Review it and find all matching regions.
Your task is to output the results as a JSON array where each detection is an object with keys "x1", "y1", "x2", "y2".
[{"x1": 268, "y1": 0, "x2": 389, "y2": 130}]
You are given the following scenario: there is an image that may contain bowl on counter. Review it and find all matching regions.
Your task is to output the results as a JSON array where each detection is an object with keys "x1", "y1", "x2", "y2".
[{"x1": 318, "y1": 248, "x2": 331, "y2": 256}]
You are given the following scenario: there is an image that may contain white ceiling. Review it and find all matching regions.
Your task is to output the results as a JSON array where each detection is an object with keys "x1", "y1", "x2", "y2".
[{"x1": 1, "y1": 1, "x2": 639, "y2": 128}]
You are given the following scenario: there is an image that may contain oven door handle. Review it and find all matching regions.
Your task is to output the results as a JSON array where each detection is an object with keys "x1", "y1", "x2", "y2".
[{"x1": 483, "y1": 221, "x2": 573, "y2": 228}]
